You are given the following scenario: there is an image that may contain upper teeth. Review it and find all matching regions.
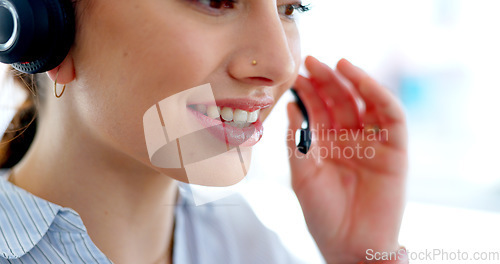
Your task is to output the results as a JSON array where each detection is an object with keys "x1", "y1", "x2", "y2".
[
  {"x1": 206, "y1": 106, "x2": 220, "y2": 119},
  {"x1": 233, "y1": 109, "x2": 248, "y2": 123},
  {"x1": 221, "y1": 107, "x2": 234, "y2": 121},
  {"x1": 193, "y1": 105, "x2": 260, "y2": 124}
]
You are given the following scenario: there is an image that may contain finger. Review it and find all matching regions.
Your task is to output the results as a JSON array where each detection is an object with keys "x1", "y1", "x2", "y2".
[
  {"x1": 328, "y1": 69, "x2": 366, "y2": 129},
  {"x1": 293, "y1": 75, "x2": 332, "y2": 129},
  {"x1": 336, "y1": 58, "x2": 367, "y2": 87},
  {"x1": 337, "y1": 59, "x2": 407, "y2": 149},
  {"x1": 337, "y1": 59, "x2": 405, "y2": 124},
  {"x1": 358, "y1": 77, "x2": 406, "y2": 124},
  {"x1": 304, "y1": 56, "x2": 364, "y2": 129},
  {"x1": 354, "y1": 72, "x2": 408, "y2": 149}
]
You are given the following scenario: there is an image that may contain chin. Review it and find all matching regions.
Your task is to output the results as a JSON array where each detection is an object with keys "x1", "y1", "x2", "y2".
[{"x1": 155, "y1": 146, "x2": 252, "y2": 187}]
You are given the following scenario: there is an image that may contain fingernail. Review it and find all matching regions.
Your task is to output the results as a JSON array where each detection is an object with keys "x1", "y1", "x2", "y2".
[
  {"x1": 347, "y1": 59, "x2": 365, "y2": 73},
  {"x1": 307, "y1": 55, "x2": 326, "y2": 68},
  {"x1": 307, "y1": 55, "x2": 320, "y2": 63},
  {"x1": 339, "y1": 58, "x2": 356, "y2": 70},
  {"x1": 341, "y1": 58, "x2": 352, "y2": 64}
]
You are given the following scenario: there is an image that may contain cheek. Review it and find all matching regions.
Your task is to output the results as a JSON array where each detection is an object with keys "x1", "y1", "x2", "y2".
[
  {"x1": 289, "y1": 26, "x2": 302, "y2": 81},
  {"x1": 71, "y1": 2, "x2": 233, "y2": 170},
  {"x1": 263, "y1": 29, "x2": 301, "y2": 121}
]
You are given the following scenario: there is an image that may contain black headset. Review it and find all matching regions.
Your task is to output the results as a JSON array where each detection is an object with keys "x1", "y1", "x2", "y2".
[
  {"x1": 0, "y1": 0, "x2": 75, "y2": 74},
  {"x1": 291, "y1": 88, "x2": 311, "y2": 154}
]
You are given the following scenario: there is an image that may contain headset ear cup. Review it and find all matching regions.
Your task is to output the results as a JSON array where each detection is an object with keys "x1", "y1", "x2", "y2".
[
  {"x1": 9, "y1": 0, "x2": 75, "y2": 73},
  {"x1": 13, "y1": 0, "x2": 75, "y2": 73}
]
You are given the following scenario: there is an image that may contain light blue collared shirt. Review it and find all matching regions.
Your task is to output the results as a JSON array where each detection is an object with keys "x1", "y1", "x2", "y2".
[{"x1": 0, "y1": 170, "x2": 304, "y2": 264}]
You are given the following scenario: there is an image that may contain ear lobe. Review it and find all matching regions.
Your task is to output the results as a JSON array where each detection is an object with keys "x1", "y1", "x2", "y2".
[{"x1": 46, "y1": 55, "x2": 75, "y2": 84}]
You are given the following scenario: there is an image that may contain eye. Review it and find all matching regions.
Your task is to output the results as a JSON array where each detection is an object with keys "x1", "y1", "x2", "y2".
[
  {"x1": 278, "y1": 3, "x2": 311, "y2": 20},
  {"x1": 191, "y1": 0, "x2": 237, "y2": 13}
]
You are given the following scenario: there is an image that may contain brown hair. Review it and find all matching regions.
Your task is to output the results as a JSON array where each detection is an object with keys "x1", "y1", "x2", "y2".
[{"x1": 0, "y1": 68, "x2": 40, "y2": 168}]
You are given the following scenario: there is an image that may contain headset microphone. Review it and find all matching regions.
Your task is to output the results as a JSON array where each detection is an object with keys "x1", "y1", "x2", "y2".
[
  {"x1": 291, "y1": 88, "x2": 312, "y2": 154},
  {"x1": 0, "y1": 0, "x2": 75, "y2": 74}
]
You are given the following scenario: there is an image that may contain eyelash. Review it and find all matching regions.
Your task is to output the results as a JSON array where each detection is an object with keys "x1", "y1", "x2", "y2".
[
  {"x1": 278, "y1": 3, "x2": 311, "y2": 20},
  {"x1": 188, "y1": 0, "x2": 311, "y2": 19}
]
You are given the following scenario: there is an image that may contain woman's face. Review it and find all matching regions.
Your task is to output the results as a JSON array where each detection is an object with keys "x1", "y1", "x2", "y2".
[{"x1": 67, "y1": 0, "x2": 301, "y2": 185}]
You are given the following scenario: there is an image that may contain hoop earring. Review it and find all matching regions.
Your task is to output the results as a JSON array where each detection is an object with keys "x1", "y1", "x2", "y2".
[{"x1": 54, "y1": 68, "x2": 66, "y2": 98}]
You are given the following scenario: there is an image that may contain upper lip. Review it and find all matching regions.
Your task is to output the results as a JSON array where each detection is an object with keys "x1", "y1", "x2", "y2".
[{"x1": 187, "y1": 97, "x2": 274, "y2": 112}]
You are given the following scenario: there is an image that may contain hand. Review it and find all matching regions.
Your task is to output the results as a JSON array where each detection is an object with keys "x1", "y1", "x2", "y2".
[{"x1": 287, "y1": 56, "x2": 408, "y2": 264}]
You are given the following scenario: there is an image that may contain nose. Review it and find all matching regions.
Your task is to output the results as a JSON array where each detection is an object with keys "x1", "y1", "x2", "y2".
[{"x1": 227, "y1": 4, "x2": 298, "y2": 87}]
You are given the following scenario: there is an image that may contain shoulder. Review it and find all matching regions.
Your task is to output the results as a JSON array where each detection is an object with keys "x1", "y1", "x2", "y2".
[
  {"x1": 0, "y1": 170, "x2": 111, "y2": 264},
  {"x1": 0, "y1": 169, "x2": 57, "y2": 260}
]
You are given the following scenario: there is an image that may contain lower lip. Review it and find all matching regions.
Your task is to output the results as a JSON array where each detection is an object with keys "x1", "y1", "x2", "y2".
[{"x1": 187, "y1": 108, "x2": 263, "y2": 147}]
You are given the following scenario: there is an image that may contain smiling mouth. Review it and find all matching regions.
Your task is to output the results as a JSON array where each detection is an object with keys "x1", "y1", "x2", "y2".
[
  {"x1": 187, "y1": 104, "x2": 260, "y2": 128},
  {"x1": 186, "y1": 99, "x2": 272, "y2": 147}
]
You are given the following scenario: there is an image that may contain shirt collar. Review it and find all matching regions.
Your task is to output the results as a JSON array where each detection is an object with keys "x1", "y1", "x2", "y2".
[{"x1": 0, "y1": 170, "x2": 87, "y2": 259}]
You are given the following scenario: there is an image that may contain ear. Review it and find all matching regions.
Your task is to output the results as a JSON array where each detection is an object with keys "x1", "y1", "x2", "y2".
[{"x1": 46, "y1": 55, "x2": 75, "y2": 84}]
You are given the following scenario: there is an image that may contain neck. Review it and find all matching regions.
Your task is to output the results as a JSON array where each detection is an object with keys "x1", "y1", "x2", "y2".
[{"x1": 11, "y1": 106, "x2": 178, "y2": 264}]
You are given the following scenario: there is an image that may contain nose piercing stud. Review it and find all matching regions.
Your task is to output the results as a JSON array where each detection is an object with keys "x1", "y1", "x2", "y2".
[{"x1": 252, "y1": 60, "x2": 257, "y2": 66}]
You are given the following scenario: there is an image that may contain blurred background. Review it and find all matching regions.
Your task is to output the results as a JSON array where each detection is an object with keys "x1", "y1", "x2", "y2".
[
  {"x1": 243, "y1": 0, "x2": 500, "y2": 263},
  {"x1": 1, "y1": 0, "x2": 500, "y2": 263}
]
